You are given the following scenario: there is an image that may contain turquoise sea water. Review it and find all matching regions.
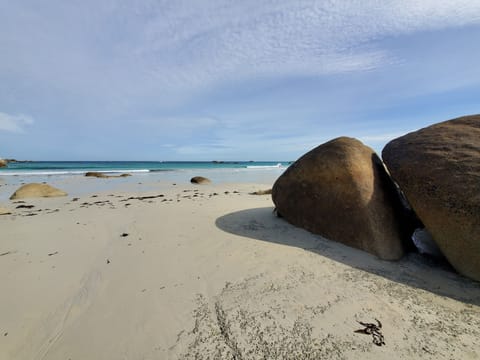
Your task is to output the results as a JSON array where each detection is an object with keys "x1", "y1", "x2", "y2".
[{"x1": 0, "y1": 161, "x2": 290, "y2": 176}]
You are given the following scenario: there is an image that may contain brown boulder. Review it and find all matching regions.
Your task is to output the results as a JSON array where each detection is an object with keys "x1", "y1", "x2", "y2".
[
  {"x1": 0, "y1": 159, "x2": 7, "y2": 167},
  {"x1": 191, "y1": 176, "x2": 211, "y2": 184},
  {"x1": 10, "y1": 183, "x2": 67, "y2": 200},
  {"x1": 272, "y1": 137, "x2": 408, "y2": 260},
  {"x1": 382, "y1": 114, "x2": 480, "y2": 281},
  {"x1": 85, "y1": 172, "x2": 108, "y2": 178}
]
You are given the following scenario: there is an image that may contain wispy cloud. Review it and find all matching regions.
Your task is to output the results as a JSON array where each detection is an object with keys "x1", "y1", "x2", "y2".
[
  {"x1": 134, "y1": 0, "x2": 480, "y2": 91},
  {"x1": 0, "y1": 112, "x2": 34, "y2": 133},
  {"x1": 2, "y1": 1, "x2": 480, "y2": 97}
]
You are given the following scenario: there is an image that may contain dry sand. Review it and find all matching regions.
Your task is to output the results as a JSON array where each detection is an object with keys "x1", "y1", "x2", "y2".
[{"x1": 1, "y1": 182, "x2": 480, "y2": 359}]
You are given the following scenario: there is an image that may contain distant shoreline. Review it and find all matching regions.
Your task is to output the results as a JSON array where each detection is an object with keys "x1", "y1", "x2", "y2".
[
  {"x1": 0, "y1": 159, "x2": 32, "y2": 163},
  {"x1": 0, "y1": 161, "x2": 288, "y2": 202}
]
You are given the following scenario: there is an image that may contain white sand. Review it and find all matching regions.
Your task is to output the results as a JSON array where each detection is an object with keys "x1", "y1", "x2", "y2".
[{"x1": 1, "y1": 182, "x2": 480, "y2": 359}]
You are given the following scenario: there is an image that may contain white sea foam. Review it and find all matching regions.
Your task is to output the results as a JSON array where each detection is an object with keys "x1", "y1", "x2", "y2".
[{"x1": 246, "y1": 163, "x2": 283, "y2": 169}]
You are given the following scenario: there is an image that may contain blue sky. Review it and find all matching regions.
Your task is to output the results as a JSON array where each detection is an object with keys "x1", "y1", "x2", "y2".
[{"x1": 0, "y1": 1, "x2": 479, "y2": 161}]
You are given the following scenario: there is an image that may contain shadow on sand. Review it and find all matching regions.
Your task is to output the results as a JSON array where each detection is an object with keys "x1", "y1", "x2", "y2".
[{"x1": 216, "y1": 206, "x2": 480, "y2": 306}]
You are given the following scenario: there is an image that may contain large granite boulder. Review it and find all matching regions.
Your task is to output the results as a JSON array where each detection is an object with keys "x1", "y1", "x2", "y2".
[
  {"x1": 382, "y1": 114, "x2": 480, "y2": 281},
  {"x1": 10, "y1": 183, "x2": 67, "y2": 200},
  {"x1": 272, "y1": 137, "x2": 408, "y2": 260},
  {"x1": 0, "y1": 159, "x2": 7, "y2": 167}
]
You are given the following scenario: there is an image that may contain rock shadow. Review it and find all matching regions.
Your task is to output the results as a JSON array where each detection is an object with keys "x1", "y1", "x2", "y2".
[{"x1": 215, "y1": 207, "x2": 480, "y2": 306}]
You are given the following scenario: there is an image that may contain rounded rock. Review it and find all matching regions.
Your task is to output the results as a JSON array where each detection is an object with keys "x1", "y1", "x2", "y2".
[
  {"x1": 382, "y1": 114, "x2": 480, "y2": 281},
  {"x1": 10, "y1": 183, "x2": 68, "y2": 200},
  {"x1": 273, "y1": 137, "x2": 410, "y2": 260}
]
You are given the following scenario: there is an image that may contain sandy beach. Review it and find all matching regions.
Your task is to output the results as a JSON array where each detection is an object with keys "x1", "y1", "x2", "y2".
[{"x1": 1, "y1": 179, "x2": 480, "y2": 360}]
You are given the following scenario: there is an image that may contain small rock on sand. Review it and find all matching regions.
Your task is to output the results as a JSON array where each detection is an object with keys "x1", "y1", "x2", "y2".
[
  {"x1": 250, "y1": 189, "x2": 272, "y2": 195},
  {"x1": 191, "y1": 176, "x2": 211, "y2": 184},
  {"x1": 0, "y1": 207, "x2": 12, "y2": 215},
  {"x1": 10, "y1": 183, "x2": 68, "y2": 200}
]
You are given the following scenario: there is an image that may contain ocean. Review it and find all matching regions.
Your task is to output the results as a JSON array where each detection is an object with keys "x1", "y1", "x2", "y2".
[
  {"x1": 0, "y1": 161, "x2": 289, "y2": 176},
  {"x1": 0, "y1": 161, "x2": 290, "y2": 201}
]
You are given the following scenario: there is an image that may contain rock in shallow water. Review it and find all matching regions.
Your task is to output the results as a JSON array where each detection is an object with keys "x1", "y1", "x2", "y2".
[
  {"x1": 85, "y1": 172, "x2": 131, "y2": 178},
  {"x1": 272, "y1": 137, "x2": 410, "y2": 260},
  {"x1": 382, "y1": 114, "x2": 480, "y2": 281},
  {"x1": 85, "y1": 171, "x2": 108, "y2": 178}
]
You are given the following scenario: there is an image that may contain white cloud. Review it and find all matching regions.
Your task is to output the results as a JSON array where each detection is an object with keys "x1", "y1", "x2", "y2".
[{"x1": 0, "y1": 112, "x2": 34, "y2": 133}]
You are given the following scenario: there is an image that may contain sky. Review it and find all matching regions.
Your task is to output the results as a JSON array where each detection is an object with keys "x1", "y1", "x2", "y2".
[{"x1": 0, "y1": 0, "x2": 479, "y2": 161}]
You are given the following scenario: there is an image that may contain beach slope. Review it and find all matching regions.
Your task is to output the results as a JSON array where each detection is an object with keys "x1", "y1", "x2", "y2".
[{"x1": 1, "y1": 183, "x2": 479, "y2": 359}]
